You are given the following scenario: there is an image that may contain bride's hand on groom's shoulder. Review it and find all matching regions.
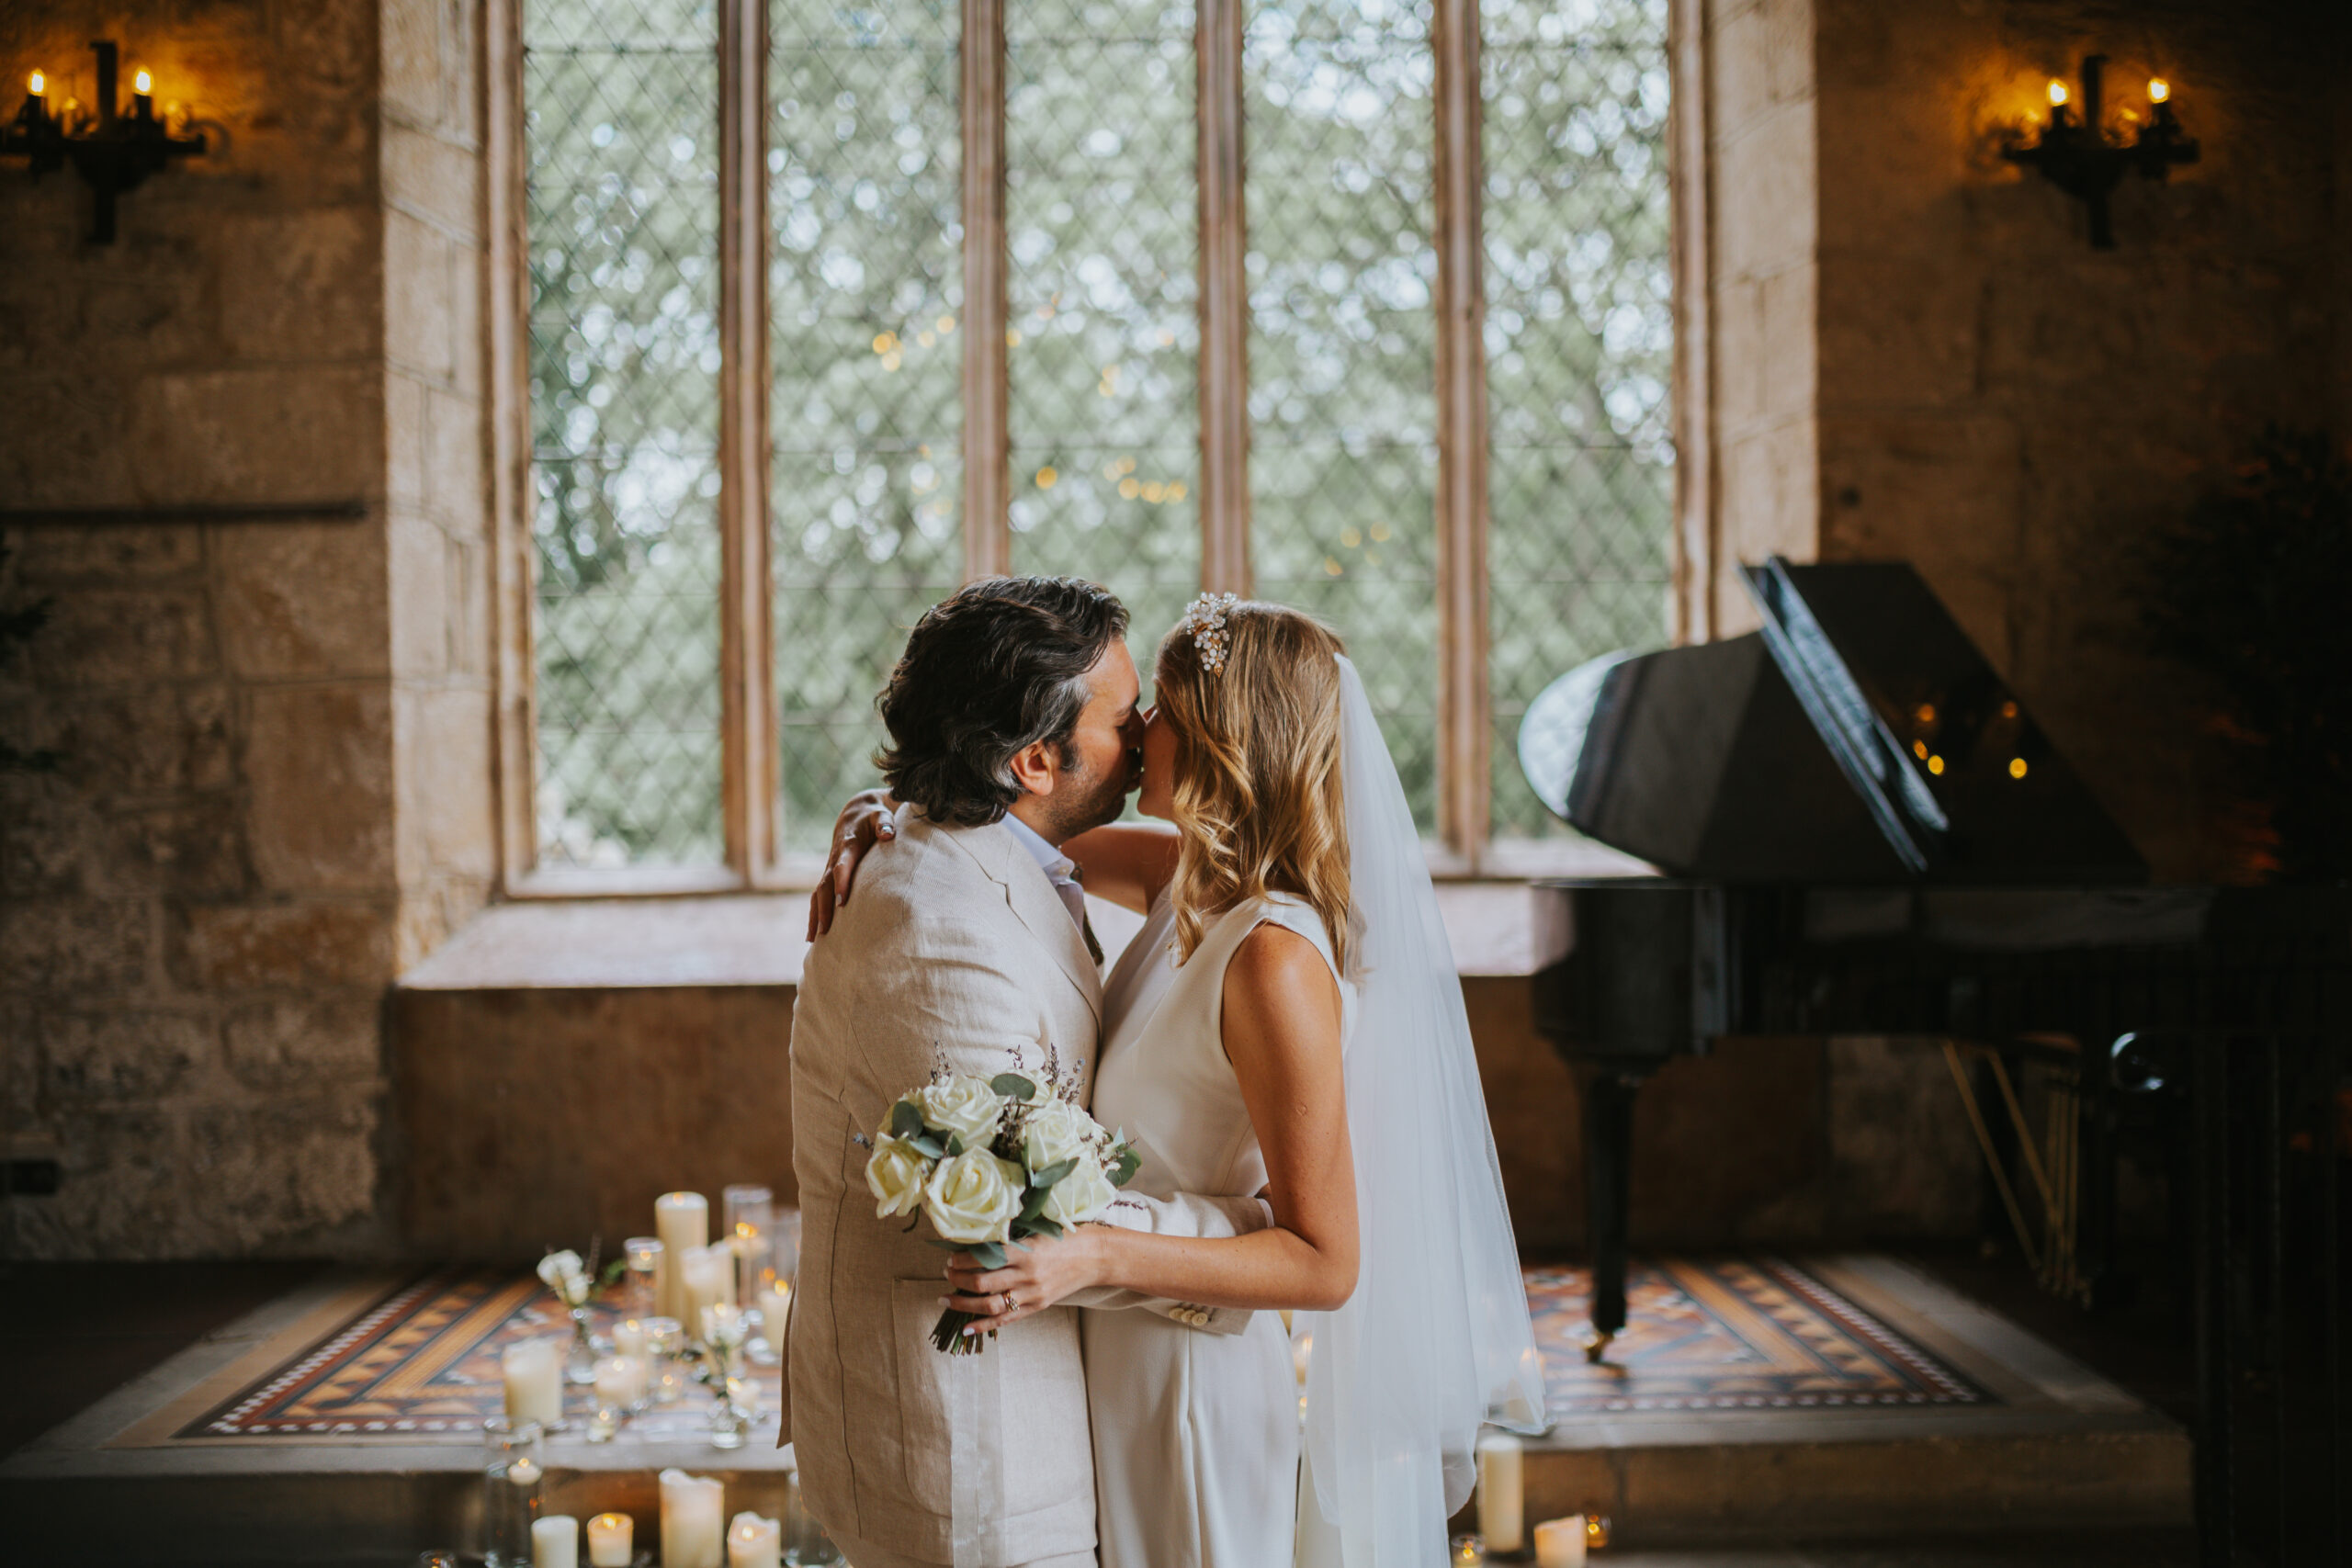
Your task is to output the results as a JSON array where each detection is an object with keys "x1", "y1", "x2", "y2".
[
  {"x1": 938, "y1": 1228, "x2": 1107, "y2": 1336},
  {"x1": 805, "y1": 789, "x2": 897, "y2": 940}
]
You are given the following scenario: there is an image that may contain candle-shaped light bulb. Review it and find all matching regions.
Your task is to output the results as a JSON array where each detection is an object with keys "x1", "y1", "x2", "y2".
[
  {"x1": 2148, "y1": 77, "x2": 2170, "y2": 104},
  {"x1": 28, "y1": 70, "x2": 45, "y2": 96},
  {"x1": 133, "y1": 68, "x2": 152, "y2": 95},
  {"x1": 2047, "y1": 79, "x2": 2069, "y2": 107}
]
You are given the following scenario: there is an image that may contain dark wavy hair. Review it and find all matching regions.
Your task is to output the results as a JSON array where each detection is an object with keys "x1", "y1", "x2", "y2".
[{"x1": 876, "y1": 577, "x2": 1129, "y2": 827}]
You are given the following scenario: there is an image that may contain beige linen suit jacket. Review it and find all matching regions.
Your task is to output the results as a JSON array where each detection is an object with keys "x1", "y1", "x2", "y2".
[{"x1": 786, "y1": 809, "x2": 1266, "y2": 1566}]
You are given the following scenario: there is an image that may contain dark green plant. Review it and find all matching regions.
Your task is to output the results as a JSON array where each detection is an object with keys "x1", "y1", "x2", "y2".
[
  {"x1": 0, "y1": 536, "x2": 58, "y2": 773},
  {"x1": 2142, "y1": 428, "x2": 2351, "y2": 882}
]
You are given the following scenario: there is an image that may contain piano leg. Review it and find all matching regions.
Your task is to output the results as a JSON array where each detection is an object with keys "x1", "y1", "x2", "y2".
[{"x1": 1582, "y1": 1068, "x2": 1645, "y2": 1362}]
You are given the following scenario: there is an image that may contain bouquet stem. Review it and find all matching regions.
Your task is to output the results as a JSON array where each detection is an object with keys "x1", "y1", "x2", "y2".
[{"x1": 931, "y1": 1308, "x2": 989, "y2": 1355}]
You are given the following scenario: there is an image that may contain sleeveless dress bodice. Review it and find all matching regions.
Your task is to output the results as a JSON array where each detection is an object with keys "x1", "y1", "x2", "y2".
[{"x1": 1083, "y1": 888, "x2": 1354, "y2": 1568}]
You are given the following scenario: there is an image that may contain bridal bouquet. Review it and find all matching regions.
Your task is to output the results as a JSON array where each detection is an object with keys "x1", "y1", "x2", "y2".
[{"x1": 863, "y1": 1062, "x2": 1142, "y2": 1354}]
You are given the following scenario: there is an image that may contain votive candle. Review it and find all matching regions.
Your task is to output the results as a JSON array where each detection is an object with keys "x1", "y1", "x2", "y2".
[
  {"x1": 682, "y1": 1244, "x2": 731, "y2": 1330},
  {"x1": 1533, "y1": 1517, "x2": 1588, "y2": 1568},
  {"x1": 655, "y1": 1192, "x2": 708, "y2": 1323},
  {"x1": 534, "y1": 1515, "x2": 580, "y2": 1568},
  {"x1": 661, "y1": 1468, "x2": 726, "y2": 1568},
  {"x1": 727, "y1": 1510, "x2": 782, "y2": 1568},
  {"x1": 613, "y1": 1317, "x2": 648, "y2": 1358},
  {"x1": 1476, "y1": 1432, "x2": 1524, "y2": 1553},
  {"x1": 502, "y1": 1338, "x2": 562, "y2": 1427},
  {"x1": 586, "y1": 1512, "x2": 633, "y2": 1568}
]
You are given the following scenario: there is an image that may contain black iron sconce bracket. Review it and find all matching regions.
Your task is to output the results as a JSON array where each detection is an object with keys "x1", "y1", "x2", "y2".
[
  {"x1": 3, "y1": 40, "x2": 207, "y2": 243},
  {"x1": 2004, "y1": 54, "x2": 2199, "y2": 249}
]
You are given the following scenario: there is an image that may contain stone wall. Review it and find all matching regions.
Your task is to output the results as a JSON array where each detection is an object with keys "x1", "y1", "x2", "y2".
[
  {"x1": 1810, "y1": 0, "x2": 2342, "y2": 881},
  {"x1": 0, "y1": 0, "x2": 495, "y2": 1259}
]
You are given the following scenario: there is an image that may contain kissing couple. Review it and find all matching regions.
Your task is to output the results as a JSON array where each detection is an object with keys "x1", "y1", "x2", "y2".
[{"x1": 785, "y1": 577, "x2": 1544, "y2": 1568}]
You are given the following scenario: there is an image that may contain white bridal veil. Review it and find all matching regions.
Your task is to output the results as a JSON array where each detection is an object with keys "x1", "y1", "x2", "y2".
[{"x1": 1298, "y1": 655, "x2": 1547, "y2": 1566}]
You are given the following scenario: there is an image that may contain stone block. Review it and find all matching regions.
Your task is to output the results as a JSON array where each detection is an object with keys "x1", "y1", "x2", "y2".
[
  {"x1": 129, "y1": 367, "x2": 379, "y2": 506},
  {"x1": 409, "y1": 686, "x2": 497, "y2": 879},
  {"x1": 0, "y1": 375, "x2": 141, "y2": 508},
  {"x1": 30, "y1": 588, "x2": 214, "y2": 688},
  {"x1": 1815, "y1": 249, "x2": 1978, "y2": 412},
  {"x1": 223, "y1": 992, "x2": 383, "y2": 1090},
  {"x1": 1719, "y1": 417, "x2": 1820, "y2": 570},
  {"x1": 1757, "y1": 263, "x2": 1816, "y2": 419},
  {"x1": 40, "y1": 1010, "x2": 216, "y2": 1106},
  {"x1": 184, "y1": 1090, "x2": 380, "y2": 1251},
  {"x1": 382, "y1": 0, "x2": 452, "y2": 128},
  {"x1": 385, "y1": 210, "x2": 456, "y2": 383},
  {"x1": 1712, "y1": 276, "x2": 1768, "y2": 436},
  {"x1": 1759, "y1": 0, "x2": 1813, "y2": 107},
  {"x1": 0, "y1": 899, "x2": 153, "y2": 992},
  {"x1": 423, "y1": 388, "x2": 487, "y2": 533},
  {"x1": 1631, "y1": 1037, "x2": 1826, "y2": 1247},
  {"x1": 215, "y1": 207, "x2": 378, "y2": 363},
  {"x1": 386, "y1": 371, "x2": 427, "y2": 514},
  {"x1": 388, "y1": 515, "x2": 451, "y2": 680},
  {"x1": 246, "y1": 683, "x2": 397, "y2": 893},
  {"x1": 1714, "y1": 105, "x2": 1817, "y2": 281},
  {"x1": 1816, "y1": 412, "x2": 2021, "y2": 655},
  {"x1": 175, "y1": 900, "x2": 396, "y2": 989},
  {"x1": 0, "y1": 783, "x2": 100, "y2": 896},
  {"x1": 103, "y1": 795, "x2": 249, "y2": 898},
  {"x1": 16, "y1": 1106, "x2": 183, "y2": 1260},
  {"x1": 6, "y1": 525, "x2": 202, "y2": 582},
  {"x1": 214, "y1": 522, "x2": 390, "y2": 679},
  {"x1": 1827, "y1": 1036, "x2": 1979, "y2": 1239},
  {"x1": 1710, "y1": 1, "x2": 1775, "y2": 138},
  {"x1": 384, "y1": 123, "x2": 482, "y2": 241},
  {"x1": 60, "y1": 683, "x2": 233, "y2": 795}
]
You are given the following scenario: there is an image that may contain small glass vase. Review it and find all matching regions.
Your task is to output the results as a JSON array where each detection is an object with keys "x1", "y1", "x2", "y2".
[
  {"x1": 482, "y1": 1416, "x2": 544, "y2": 1568},
  {"x1": 707, "y1": 1385, "x2": 750, "y2": 1450},
  {"x1": 566, "y1": 1303, "x2": 602, "y2": 1384}
]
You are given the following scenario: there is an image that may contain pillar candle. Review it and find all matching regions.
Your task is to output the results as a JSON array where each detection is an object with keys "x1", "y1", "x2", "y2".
[
  {"x1": 585, "y1": 1513, "x2": 632, "y2": 1568},
  {"x1": 612, "y1": 1317, "x2": 648, "y2": 1358},
  {"x1": 594, "y1": 1355, "x2": 645, "y2": 1409},
  {"x1": 661, "y1": 1468, "x2": 726, "y2": 1568},
  {"x1": 502, "y1": 1338, "x2": 562, "y2": 1428},
  {"x1": 1476, "y1": 1432, "x2": 1524, "y2": 1553},
  {"x1": 727, "y1": 1511, "x2": 781, "y2": 1568},
  {"x1": 655, "y1": 1192, "x2": 708, "y2": 1324},
  {"x1": 1533, "y1": 1517, "x2": 1588, "y2": 1568},
  {"x1": 534, "y1": 1516, "x2": 580, "y2": 1568},
  {"x1": 682, "y1": 1244, "x2": 731, "y2": 1330}
]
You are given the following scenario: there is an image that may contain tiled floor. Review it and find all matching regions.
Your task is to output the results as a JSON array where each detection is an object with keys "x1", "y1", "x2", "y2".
[{"x1": 1596, "y1": 1531, "x2": 2196, "y2": 1566}]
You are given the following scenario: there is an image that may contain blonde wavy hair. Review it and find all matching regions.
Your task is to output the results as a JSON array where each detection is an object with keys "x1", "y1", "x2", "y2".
[{"x1": 1155, "y1": 601, "x2": 1351, "y2": 974}]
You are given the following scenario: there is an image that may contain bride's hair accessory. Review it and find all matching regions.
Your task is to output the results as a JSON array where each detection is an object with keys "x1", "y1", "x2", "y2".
[{"x1": 1181, "y1": 592, "x2": 1241, "y2": 673}]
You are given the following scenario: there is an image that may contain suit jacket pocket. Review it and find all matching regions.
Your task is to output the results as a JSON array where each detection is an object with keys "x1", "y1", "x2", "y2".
[{"x1": 889, "y1": 1277, "x2": 954, "y2": 1516}]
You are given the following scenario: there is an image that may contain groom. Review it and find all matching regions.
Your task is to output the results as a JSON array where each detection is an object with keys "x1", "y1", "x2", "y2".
[{"x1": 786, "y1": 576, "x2": 1271, "y2": 1568}]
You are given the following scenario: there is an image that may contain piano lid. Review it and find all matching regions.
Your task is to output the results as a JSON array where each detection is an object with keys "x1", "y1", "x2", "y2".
[{"x1": 1517, "y1": 558, "x2": 2146, "y2": 884}]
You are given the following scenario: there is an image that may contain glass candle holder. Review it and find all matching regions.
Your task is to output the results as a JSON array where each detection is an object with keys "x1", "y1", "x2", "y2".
[
  {"x1": 624, "y1": 1235, "x2": 664, "y2": 1316},
  {"x1": 783, "y1": 1464, "x2": 842, "y2": 1565},
  {"x1": 481, "y1": 1416, "x2": 544, "y2": 1568},
  {"x1": 724, "y1": 1184, "x2": 774, "y2": 1310},
  {"x1": 643, "y1": 1315, "x2": 686, "y2": 1405}
]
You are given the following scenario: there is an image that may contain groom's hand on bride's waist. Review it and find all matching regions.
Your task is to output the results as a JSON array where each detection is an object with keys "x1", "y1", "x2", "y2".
[{"x1": 938, "y1": 1227, "x2": 1108, "y2": 1338}]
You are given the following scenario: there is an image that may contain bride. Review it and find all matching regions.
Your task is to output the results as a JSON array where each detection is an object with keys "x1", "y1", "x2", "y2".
[{"x1": 818, "y1": 594, "x2": 1543, "y2": 1568}]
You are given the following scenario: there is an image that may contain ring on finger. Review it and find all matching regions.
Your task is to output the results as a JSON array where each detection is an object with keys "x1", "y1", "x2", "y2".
[{"x1": 1001, "y1": 1291, "x2": 1017, "y2": 1315}]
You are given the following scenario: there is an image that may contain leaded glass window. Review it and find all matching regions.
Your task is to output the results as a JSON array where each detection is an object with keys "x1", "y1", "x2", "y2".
[
  {"x1": 512, "y1": 0, "x2": 1676, "y2": 883},
  {"x1": 525, "y1": 0, "x2": 724, "y2": 869}
]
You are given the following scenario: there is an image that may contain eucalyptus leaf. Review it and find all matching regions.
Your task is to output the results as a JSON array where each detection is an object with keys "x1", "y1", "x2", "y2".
[
  {"x1": 990, "y1": 1073, "x2": 1036, "y2": 1100},
  {"x1": 944, "y1": 1133, "x2": 964, "y2": 1157},
  {"x1": 910, "y1": 1135, "x2": 944, "y2": 1159},
  {"x1": 888, "y1": 1100, "x2": 924, "y2": 1140},
  {"x1": 1031, "y1": 1157, "x2": 1077, "y2": 1190},
  {"x1": 1026, "y1": 1215, "x2": 1064, "y2": 1237},
  {"x1": 969, "y1": 1242, "x2": 1008, "y2": 1270}
]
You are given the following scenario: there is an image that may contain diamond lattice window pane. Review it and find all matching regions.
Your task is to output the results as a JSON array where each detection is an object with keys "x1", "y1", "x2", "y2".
[
  {"x1": 1483, "y1": 0, "x2": 1673, "y2": 841},
  {"x1": 1245, "y1": 0, "x2": 1441, "y2": 831},
  {"x1": 1006, "y1": 0, "x2": 1202, "y2": 685},
  {"x1": 769, "y1": 0, "x2": 964, "y2": 855},
  {"x1": 526, "y1": 0, "x2": 725, "y2": 869}
]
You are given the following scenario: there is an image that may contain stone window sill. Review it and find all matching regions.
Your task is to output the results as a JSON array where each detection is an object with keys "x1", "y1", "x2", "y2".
[{"x1": 400, "y1": 852, "x2": 1648, "y2": 991}]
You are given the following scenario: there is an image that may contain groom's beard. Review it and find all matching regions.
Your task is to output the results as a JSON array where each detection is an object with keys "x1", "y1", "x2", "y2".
[{"x1": 1039, "y1": 751, "x2": 1135, "y2": 840}]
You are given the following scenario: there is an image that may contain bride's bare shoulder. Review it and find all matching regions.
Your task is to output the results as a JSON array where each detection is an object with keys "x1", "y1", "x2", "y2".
[{"x1": 1222, "y1": 920, "x2": 1341, "y2": 1031}]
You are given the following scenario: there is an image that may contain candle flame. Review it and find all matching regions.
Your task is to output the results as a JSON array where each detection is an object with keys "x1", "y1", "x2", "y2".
[
  {"x1": 1927, "y1": 754, "x2": 1946, "y2": 776},
  {"x1": 28, "y1": 70, "x2": 44, "y2": 96},
  {"x1": 2047, "y1": 79, "x2": 2069, "y2": 107},
  {"x1": 134, "y1": 67, "x2": 153, "y2": 95},
  {"x1": 2148, "y1": 77, "x2": 2170, "y2": 104},
  {"x1": 2008, "y1": 757, "x2": 2029, "y2": 779}
]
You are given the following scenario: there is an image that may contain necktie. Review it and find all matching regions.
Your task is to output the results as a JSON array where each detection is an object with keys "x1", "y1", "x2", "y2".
[{"x1": 1057, "y1": 865, "x2": 1104, "y2": 966}]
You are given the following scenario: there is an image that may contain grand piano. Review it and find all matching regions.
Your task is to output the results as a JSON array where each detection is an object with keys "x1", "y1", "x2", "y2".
[{"x1": 1516, "y1": 559, "x2": 2347, "y2": 1560}]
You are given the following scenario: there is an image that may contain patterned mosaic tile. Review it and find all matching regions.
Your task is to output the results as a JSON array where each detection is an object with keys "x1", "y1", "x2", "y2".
[
  {"x1": 1528, "y1": 1258, "x2": 1996, "y2": 1416},
  {"x1": 180, "y1": 1270, "x2": 783, "y2": 1441}
]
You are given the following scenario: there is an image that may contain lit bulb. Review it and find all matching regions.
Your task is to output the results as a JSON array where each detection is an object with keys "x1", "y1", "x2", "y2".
[
  {"x1": 28, "y1": 69, "x2": 45, "y2": 96},
  {"x1": 134, "y1": 68, "x2": 153, "y2": 95},
  {"x1": 2148, "y1": 77, "x2": 2170, "y2": 104},
  {"x1": 2008, "y1": 757, "x2": 2029, "y2": 779},
  {"x1": 2047, "y1": 79, "x2": 2070, "y2": 107},
  {"x1": 1927, "y1": 755, "x2": 1946, "y2": 775}
]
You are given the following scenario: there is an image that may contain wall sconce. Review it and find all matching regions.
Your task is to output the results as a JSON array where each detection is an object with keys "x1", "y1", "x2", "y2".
[
  {"x1": 2004, "y1": 54, "x2": 2198, "y2": 249},
  {"x1": 3, "y1": 40, "x2": 207, "y2": 243}
]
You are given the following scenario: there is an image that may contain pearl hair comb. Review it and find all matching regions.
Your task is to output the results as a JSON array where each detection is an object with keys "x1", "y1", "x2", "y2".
[{"x1": 1182, "y1": 592, "x2": 1240, "y2": 673}]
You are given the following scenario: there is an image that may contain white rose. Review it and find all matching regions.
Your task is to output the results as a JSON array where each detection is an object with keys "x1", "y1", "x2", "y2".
[
  {"x1": 537, "y1": 1249, "x2": 589, "y2": 1305},
  {"x1": 1021, "y1": 1097, "x2": 1095, "y2": 1172},
  {"x1": 1039, "y1": 1156, "x2": 1119, "y2": 1228},
  {"x1": 865, "y1": 1134, "x2": 930, "y2": 1219},
  {"x1": 915, "y1": 1075, "x2": 1005, "y2": 1151},
  {"x1": 923, "y1": 1149, "x2": 1024, "y2": 1245}
]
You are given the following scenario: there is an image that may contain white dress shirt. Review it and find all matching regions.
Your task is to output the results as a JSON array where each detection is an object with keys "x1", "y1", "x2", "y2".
[{"x1": 1001, "y1": 811, "x2": 1091, "y2": 933}]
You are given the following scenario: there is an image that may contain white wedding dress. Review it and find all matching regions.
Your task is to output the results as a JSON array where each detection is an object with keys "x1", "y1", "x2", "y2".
[
  {"x1": 1085, "y1": 657, "x2": 1544, "y2": 1568},
  {"x1": 1083, "y1": 887, "x2": 1354, "y2": 1568}
]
